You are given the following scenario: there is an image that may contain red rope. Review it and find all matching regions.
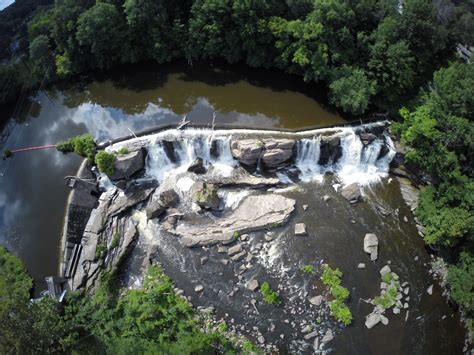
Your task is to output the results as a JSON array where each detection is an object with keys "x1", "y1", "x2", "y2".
[{"x1": 10, "y1": 145, "x2": 57, "y2": 153}]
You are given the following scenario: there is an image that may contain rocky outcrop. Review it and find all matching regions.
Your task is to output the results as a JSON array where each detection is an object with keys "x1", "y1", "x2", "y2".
[
  {"x1": 230, "y1": 140, "x2": 263, "y2": 166},
  {"x1": 231, "y1": 138, "x2": 295, "y2": 167},
  {"x1": 319, "y1": 136, "x2": 342, "y2": 165},
  {"x1": 359, "y1": 133, "x2": 377, "y2": 146},
  {"x1": 188, "y1": 158, "x2": 206, "y2": 174},
  {"x1": 168, "y1": 194, "x2": 296, "y2": 247},
  {"x1": 191, "y1": 182, "x2": 221, "y2": 210},
  {"x1": 261, "y1": 139, "x2": 295, "y2": 167},
  {"x1": 110, "y1": 148, "x2": 145, "y2": 181},
  {"x1": 107, "y1": 187, "x2": 155, "y2": 217},
  {"x1": 146, "y1": 189, "x2": 180, "y2": 220},
  {"x1": 340, "y1": 183, "x2": 362, "y2": 204}
]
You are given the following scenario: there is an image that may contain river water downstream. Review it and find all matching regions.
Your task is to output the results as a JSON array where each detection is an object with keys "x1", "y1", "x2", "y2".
[{"x1": 0, "y1": 62, "x2": 467, "y2": 353}]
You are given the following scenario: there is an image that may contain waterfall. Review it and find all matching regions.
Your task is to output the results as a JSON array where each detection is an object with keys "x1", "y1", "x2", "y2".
[
  {"x1": 141, "y1": 124, "x2": 394, "y2": 186},
  {"x1": 146, "y1": 142, "x2": 176, "y2": 182},
  {"x1": 295, "y1": 137, "x2": 323, "y2": 182},
  {"x1": 336, "y1": 130, "x2": 387, "y2": 186}
]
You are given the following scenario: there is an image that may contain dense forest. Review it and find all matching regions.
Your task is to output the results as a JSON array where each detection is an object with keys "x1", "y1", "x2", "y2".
[{"x1": 0, "y1": 0, "x2": 473, "y2": 352}]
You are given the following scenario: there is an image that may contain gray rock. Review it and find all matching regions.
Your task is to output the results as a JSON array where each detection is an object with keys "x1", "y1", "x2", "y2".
[
  {"x1": 302, "y1": 204, "x2": 309, "y2": 211},
  {"x1": 217, "y1": 245, "x2": 227, "y2": 253},
  {"x1": 393, "y1": 307, "x2": 401, "y2": 314},
  {"x1": 359, "y1": 133, "x2": 377, "y2": 146},
  {"x1": 195, "y1": 285, "x2": 204, "y2": 292},
  {"x1": 200, "y1": 257, "x2": 208, "y2": 265},
  {"x1": 380, "y1": 265, "x2": 391, "y2": 276},
  {"x1": 341, "y1": 183, "x2": 362, "y2": 204},
  {"x1": 427, "y1": 284, "x2": 433, "y2": 295},
  {"x1": 380, "y1": 314, "x2": 389, "y2": 325},
  {"x1": 188, "y1": 157, "x2": 206, "y2": 174},
  {"x1": 404, "y1": 303, "x2": 409, "y2": 309},
  {"x1": 172, "y1": 194, "x2": 296, "y2": 247},
  {"x1": 295, "y1": 223, "x2": 307, "y2": 236},
  {"x1": 191, "y1": 182, "x2": 221, "y2": 211},
  {"x1": 313, "y1": 337, "x2": 320, "y2": 351},
  {"x1": 221, "y1": 259, "x2": 229, "y2": 266},
  {"x1": 257, "y1": 336, "x2": 265, "y2": 344},
  {"x1": 231, "y1": 250, "x2": 246, "y2": 262},
  {"x1": 108, "y1": 187, "x2": 155, "y2": 217},
  {"x1": 365, "y1": 312, "x2": 381, "y2": 329},
  {"x1": 227, "y1": 244, "x2": 243, "y2": 256},
  {"x1": 301, "y1": 325, "x2": 312, "y2": 333},
  {"x1": 380, "y1": 282, "x2": 388, "y2": 290},
  {"x1": 230, "y1": 140, "x2": 264, "y2": 166},
  {"x1": 322, "y1": 195, "x2": 331, "y2": 202},
  {"x1": 309, "y1": 295, "x2": 323, "y2": 306},
  {"x1": 110, "y1": 148, "x2": 145, "y2": 180},
  {"x1": 247, "y1": 279, "x2": 259, "y2": 291},
  {"x1": 358, "y1": 263, "x2": 366, "y2": 269},
  {"x1": 146, "y1": 199, "x2": 166, "y2": 220},
  {"x1": 240, "y1": 233, "x2": 249, "y2": 241},
  {"x1": 364, "y1": 233, "x2": 379, "y2": 261},
  {"x1": 321, "y1": 330, "x2": 334, "y2": 343}
]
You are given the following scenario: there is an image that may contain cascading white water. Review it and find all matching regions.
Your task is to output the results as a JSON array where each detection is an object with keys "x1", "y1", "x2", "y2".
[
  {"x1": 336, "y1": 130, "x2": 387, "y2": 186},
  {"x1": 295, "y1": 137, "x2": 323, "y2": 182},
  {"x1": 142, "y1": 125, "x2": 394, "y2": 186},
  {"x1": 146, "y1": 141, "x2": 177, "y2": 182}
]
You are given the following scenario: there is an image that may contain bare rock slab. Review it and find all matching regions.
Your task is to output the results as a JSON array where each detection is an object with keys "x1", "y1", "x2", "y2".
[
  {"x1": 170, "y1": 194, "x2": 296, "y2": 247},
  {"x1": 341, "y1": 183, "x2": 362, "y2": 204}
]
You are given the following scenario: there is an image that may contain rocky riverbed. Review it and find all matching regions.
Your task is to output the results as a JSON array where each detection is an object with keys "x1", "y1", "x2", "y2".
[{"x1": 62, "y1": 123, "x2": 468, "y2": 353}]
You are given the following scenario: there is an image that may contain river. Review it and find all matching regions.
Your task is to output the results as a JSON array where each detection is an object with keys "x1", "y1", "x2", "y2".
[{"x1": 0, "y1": 62, "x2": 467, "y2": 353}]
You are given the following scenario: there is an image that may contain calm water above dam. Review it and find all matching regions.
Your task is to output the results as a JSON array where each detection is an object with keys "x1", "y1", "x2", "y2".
[{"x1": 0, "y1": 62, "x2": 467, "y2": 353}]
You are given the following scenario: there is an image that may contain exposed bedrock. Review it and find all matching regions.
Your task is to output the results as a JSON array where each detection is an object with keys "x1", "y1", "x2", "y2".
[
  {"x1": 231, "y1": 139, "x2": 295, "y2": 167},
  {"x1": 167, "y1": 194, "x2": 296, "y2": 247},
  {"x1": 319, "y1": 136, "x2": 342, "y2": 165},
  {"x1": 110, "y1": 148, "x2": 146, "y2": 181}
]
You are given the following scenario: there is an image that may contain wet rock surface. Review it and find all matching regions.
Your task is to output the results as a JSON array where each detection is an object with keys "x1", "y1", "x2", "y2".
[
  {"x1": 169, "y1": 194, "x2": 296, "y2": 247},
  {"x1": 110, "y1": 148, "x2": 145, "y2": 181}
]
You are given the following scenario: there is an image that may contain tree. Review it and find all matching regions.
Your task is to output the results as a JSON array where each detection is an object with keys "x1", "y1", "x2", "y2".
[
  {"x1": 29, "y1": 34, "x2": 56, "y2": 79},
  {"x1": 329, "y1": 67, "x2": 376, "y2": 115},
  {"x1": 76, "y1": 2, "x2": 129, "y2": 69}
]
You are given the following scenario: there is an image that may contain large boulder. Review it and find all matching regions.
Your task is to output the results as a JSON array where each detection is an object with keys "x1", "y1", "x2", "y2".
[
  {"x1": 319, "y1": 136, "x2": 342, "y2": 165},
  {"x1": 364, "y1": 233, "x2": 379, "y2": 261},
  {"x1": 169, "y1": 194, "x2": 296, "y2": 247},
  {"x1": 146, "y1": 189, "x2": 180, "y2": 220},
  {"x1": 191, "y1": 182, "x2": 221, "y2": 210},
  {"x1": 188, "y1": 158, "x2": 206, "y2": 174},
  {"x1": 359, "y1": 133, "x2": 377, "y2": 146},
  {"x1": 340, "y1": 183, "x2": 362, "y2": 203},
  {"x1": 110, "y1": 149, "x2": 145, "y2": 180},
  {"x1": 230, "y1": 139, "x2": 295, "y2": 167},
  {"x1": 231, "y1": 140, "x2": 263, "y2": 166},
  {"x1": 261, "y1": 139, "x2": 295, "y2": 167}
]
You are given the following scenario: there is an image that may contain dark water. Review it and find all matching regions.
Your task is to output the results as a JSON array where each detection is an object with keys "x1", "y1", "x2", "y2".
[
  {"x1": 0, "y1": 62, "x2": 345, "y2": 290},
  {"x1": 128, "y1": 176, "x2": 466, "y2": 354}
]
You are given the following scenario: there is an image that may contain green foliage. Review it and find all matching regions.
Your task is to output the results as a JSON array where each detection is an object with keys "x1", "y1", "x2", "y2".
[
  {"x1": 95, "y1": 151, "x2": 116, "y2": 177},
  {"x1": 95, "y1": 242, "x2": 107, "y2": 260},
  {"x1": 56, "y1": 134, "x2": 97, "y2": 163},
  {"x1": 260, "y1": 281, "x2": 281, "y2": 305},
  {"x1": 29, "y1": 34, "x2": 56, "y2": 79},
  {"x1": 447, "y1": 253, "x2": 474, "y2": 315},
  {"x1": 329, "y1": 67, "x2": 376, "y2": 115},
  {"x1": 117, "y1": 147, "x2": 129, "y2": 155},
  {"x1": 321, "y1": 264, "x2": 352, "y2": 325},
  {"x1": 111, "y1": 233, "x2": 120, "y2": 248},
  {"x1": 0, "y1": 246, "x2": 70, "y2": 353},
  {"x1": 300, "y1": 264, "x2": 314, "y2": 273},
  {"x1": 65, "y1": 265, "x2": 237, "y2": 353}
]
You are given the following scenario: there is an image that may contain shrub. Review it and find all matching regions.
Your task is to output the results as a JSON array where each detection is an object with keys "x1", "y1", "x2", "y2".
[
  {"x1": 111, "y1": 233, "x2": 120, "y2": 248},
  {"x1": 95, "y1": 242, "x2": 107, "y2": 260},
  {"x1": 260, "y1": 281, "x2": 280, "y2": 305},
  {"x1": 300, "y1": 265, "x2": 314, "y2": 273},
  {"x1": 95, "y1": 151, "x2": 116, "y2": 176},
  {"x1": 56, "y1": 134, "x2": 96, "y2": 163},
  {"x1": 321, "y1": 264, "x2": 352, "y2": 325}
]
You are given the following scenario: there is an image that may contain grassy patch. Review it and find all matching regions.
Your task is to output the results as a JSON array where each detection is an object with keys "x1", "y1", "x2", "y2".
[
  {"x1": 95, "y1": 242, "x2": 107, "y2": 260},
  {"x1": 260, "y1": 281, "x2": 281, "y2": 305},
  {"x1": 321, "y1": 264, "x2": 352, "y2": 325},
  {"x1": 300, "y1": 265, "x2": 314, "y2": 274},
  {"x1": 117, "y1": 147, "x2": 129, "y2": 155},
  {"x1": 111, "y1": 233, "x2": 120, "y2": 248}
]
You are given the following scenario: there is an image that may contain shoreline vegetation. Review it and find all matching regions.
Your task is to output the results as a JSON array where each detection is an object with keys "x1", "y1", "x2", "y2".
[{"x1": 0, "y1": 0, "x2": 473, "y2": 352}]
